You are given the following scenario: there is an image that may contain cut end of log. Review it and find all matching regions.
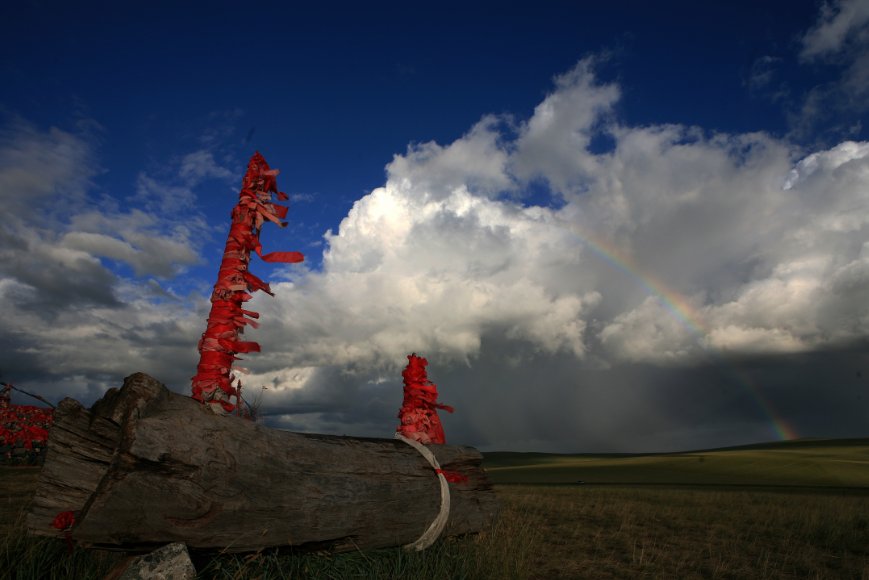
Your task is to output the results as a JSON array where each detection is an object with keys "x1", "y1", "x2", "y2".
[{"x1": 27, "y1": 373, "x2": 174, "y2": 540}]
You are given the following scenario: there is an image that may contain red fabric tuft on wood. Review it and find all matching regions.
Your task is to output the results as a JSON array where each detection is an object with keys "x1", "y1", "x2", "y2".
[
  {"x1": 396, "y1": 353, "x2": 453, "y2": 445},
  {"x1": 51, "y1": 511, "x2": 75, "y2": 531}
]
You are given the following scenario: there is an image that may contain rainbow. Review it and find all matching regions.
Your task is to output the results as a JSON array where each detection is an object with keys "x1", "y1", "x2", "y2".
[{"x1": 574, "y1": 229, "x2": 799, "y2": 441}]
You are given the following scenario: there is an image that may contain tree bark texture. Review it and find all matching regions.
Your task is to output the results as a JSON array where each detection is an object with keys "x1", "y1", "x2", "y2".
[{"x1": 27, "y1": 373, "x2": 499, "y2": 553}]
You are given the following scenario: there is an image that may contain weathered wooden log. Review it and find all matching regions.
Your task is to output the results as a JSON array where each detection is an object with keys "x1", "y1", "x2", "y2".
[{"x1": 27, "y1": 373, "x2": 498, "y2": 553}]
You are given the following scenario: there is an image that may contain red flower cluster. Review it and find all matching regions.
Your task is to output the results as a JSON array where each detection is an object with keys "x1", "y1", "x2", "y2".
[
  {"x1": 0, "y1": 404, "x2": 53, "y2": 463},
  {"x1": 396, "y1": 354, "x2": 454, "y2": 445},
  {"x1": 191, "y1": 152, "x2": 303, "y2": 414}
]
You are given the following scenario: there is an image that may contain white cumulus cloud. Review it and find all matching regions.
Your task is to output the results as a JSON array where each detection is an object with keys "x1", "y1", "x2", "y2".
[{"x1": 249, "y1": 59, "x2": 868, "y2": 385}]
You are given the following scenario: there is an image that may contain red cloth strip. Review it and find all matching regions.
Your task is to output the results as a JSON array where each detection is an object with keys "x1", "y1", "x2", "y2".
[
  {"x1": 242, "y1": 270, "x2": 272, "y2": 295},
  {"x1": 436, "y1": 469, "x2": 469, "y2": 484},
  {"x1": 259, "y1": 250, "x2": 304, "y2": 263}
]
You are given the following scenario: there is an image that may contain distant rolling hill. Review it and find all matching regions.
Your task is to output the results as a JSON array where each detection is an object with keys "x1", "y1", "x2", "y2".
[{"x1": 482, "y1": 438, "x2": 869, "y2": 488}]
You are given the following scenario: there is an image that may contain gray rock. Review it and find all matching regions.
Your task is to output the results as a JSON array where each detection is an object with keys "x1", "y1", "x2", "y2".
[{"x1": 117, "y1": 542, "x2": 196, "y2": 580}]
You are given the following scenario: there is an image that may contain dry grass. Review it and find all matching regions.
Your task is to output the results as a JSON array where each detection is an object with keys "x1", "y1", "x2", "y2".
[
  {"x1": 0, "y1": 468, "x2": 39, "y2": 534},
  {"x1": 194, "y1": 501, "x2": 540, "y2": 579},
  {"x1": 502, "y1": 485, "x2": 869, "y2": 579}
]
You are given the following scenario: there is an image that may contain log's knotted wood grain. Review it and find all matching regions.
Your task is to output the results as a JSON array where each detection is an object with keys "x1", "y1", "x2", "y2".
[{"x1": 27, "y1": 373, "x2": 498, "y2": 553}]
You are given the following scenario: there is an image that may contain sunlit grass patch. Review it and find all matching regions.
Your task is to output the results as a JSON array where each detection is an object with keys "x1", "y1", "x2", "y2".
[{"x1": 484, "y1": 438, "x2": 869, "y2": 486}]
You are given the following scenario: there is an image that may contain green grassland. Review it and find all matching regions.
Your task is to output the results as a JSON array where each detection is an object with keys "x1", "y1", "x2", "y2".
[{"x1": 483, "y1": 437, "x2": 869, "y2": 488}]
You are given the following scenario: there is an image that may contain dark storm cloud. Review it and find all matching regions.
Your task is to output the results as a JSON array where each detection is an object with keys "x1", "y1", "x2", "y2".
[
  {"x1": 0, "y1": 332, "x2": 50, "y2": 385},
  {"x1": 0, "y1": 235, "x2": 122, "y2": 312},
  {"x1": 253, "y1": 337, "x2": 868, "y2": 453},
  {"x1": 0, "y1": 298, "x2": 204, "y2": 407},
  {"x1": 257, "y1": 365, "x2": 399, "y2": 437}
]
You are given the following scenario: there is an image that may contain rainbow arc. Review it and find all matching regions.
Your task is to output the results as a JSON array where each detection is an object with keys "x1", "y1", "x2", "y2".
[{"x1": 573, "y1": 228, "x2": 798, "y2": 441}]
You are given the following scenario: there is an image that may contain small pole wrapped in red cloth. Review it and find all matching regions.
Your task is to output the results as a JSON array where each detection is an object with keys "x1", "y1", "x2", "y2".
[
  {"x1": 396, "y1": 353, "x2": 454, "y2": 444},
  {"x1": 395, "y1": 354, "x2": 468, "y2": 485},
  {"x1": 191, "y1": 152, "x2": 303, "y2": 415}
]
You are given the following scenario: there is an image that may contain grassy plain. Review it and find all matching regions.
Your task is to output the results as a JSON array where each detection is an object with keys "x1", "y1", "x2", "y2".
[
  {"x1": 499, "y1": 485, "x2": 867, "y2": 579},
  {"x1": 484, "y1": 437, "x2": 869, "y2": 488},
  {"x1": 0, "y1": 438, "x2": 867, "y2": 578},
  {"x1": 482, "y1": 438, "x2": 869, "y2": 578}
]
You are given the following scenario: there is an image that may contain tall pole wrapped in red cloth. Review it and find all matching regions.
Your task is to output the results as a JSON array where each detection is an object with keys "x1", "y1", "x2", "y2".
[{"x1": 191, "y1": 152, "x2": 303, "y2": 414}]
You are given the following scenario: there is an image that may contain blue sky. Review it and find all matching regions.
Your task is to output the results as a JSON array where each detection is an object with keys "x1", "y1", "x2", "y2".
[{"x1": 1, "y1": 0, "x2": 867, "y2": 452}]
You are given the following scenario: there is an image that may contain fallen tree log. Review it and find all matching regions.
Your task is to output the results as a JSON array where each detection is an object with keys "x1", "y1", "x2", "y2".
[{"x1": 27, "y1": 373, "x2": 498, "y2": 553}]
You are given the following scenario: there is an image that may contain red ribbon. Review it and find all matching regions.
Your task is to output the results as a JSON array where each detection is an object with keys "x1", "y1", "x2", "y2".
[{"x1": 436, "y1": 469, "x2": 469, "y2": 484}]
